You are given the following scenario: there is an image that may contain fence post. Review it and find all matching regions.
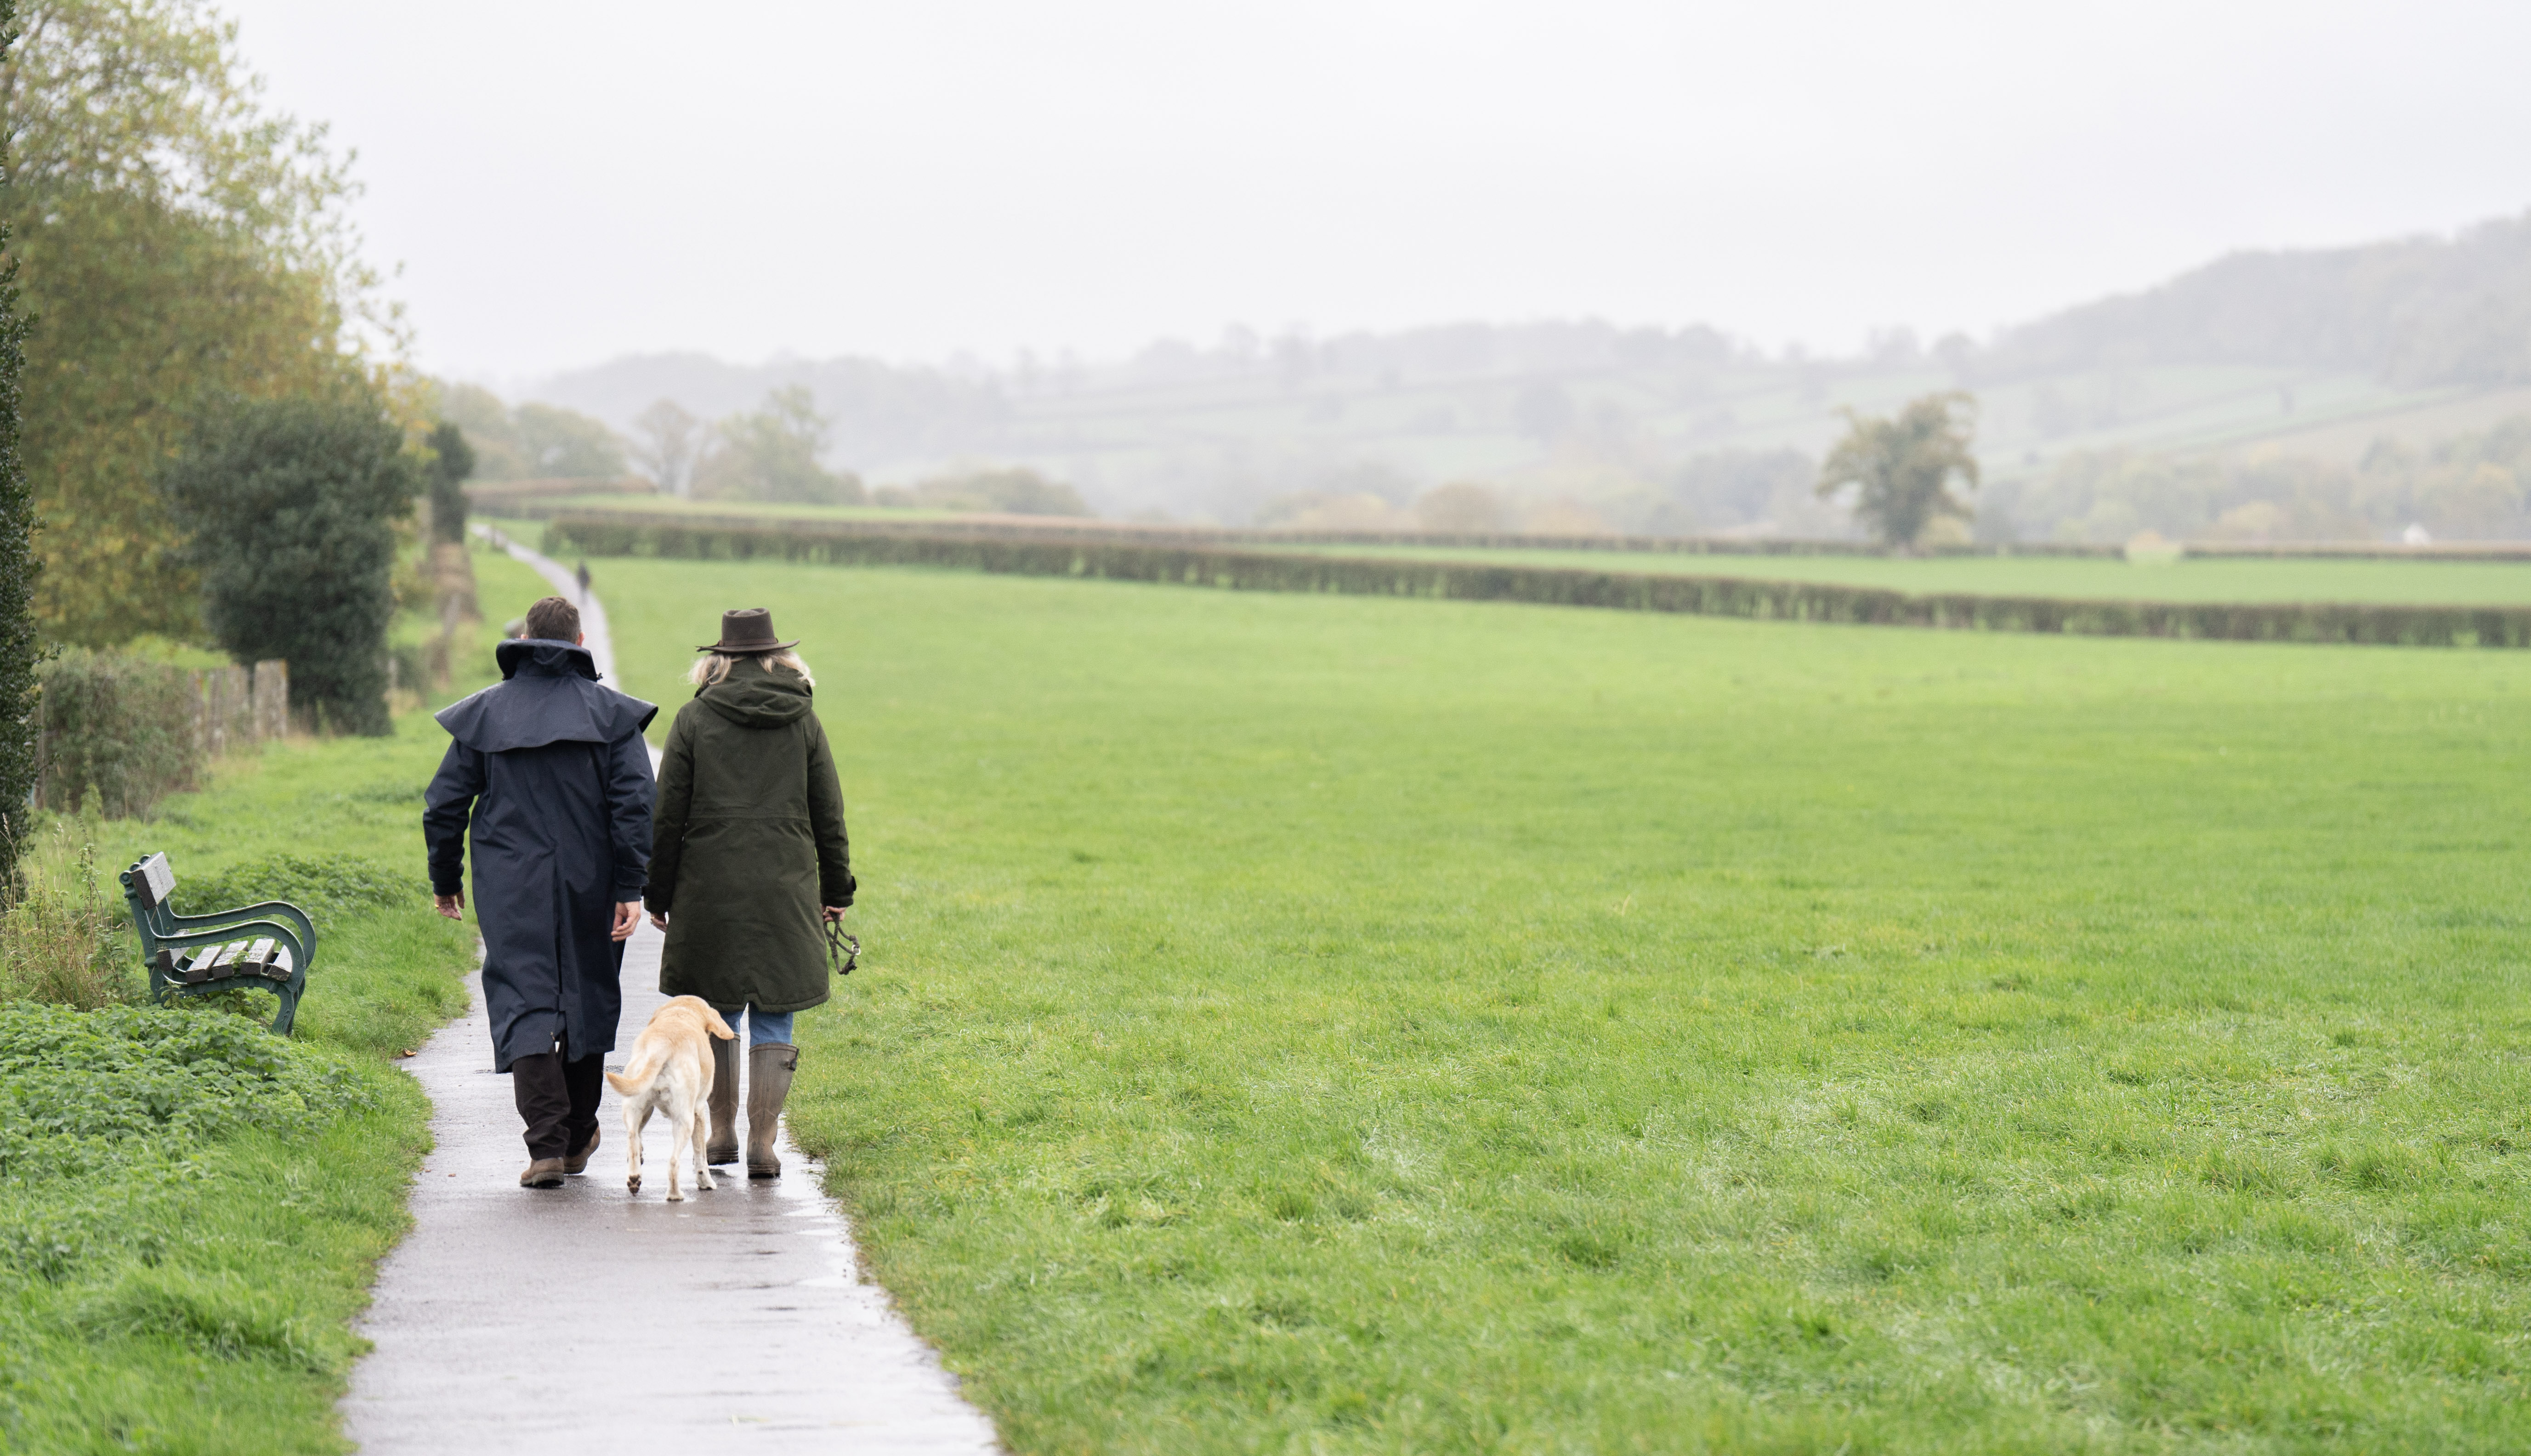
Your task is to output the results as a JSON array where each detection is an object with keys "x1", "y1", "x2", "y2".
[
  {"x1": 228, "y1": 665, "x2": 252, "y2": 748},
  {"x1": 252, "y1": 660, "x2": 289, "y2": 742},
  {"x1": 201, "y1": 667, "x2": 222, "y2": 760}
]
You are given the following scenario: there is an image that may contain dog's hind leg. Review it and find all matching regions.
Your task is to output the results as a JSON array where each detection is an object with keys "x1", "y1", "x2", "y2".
[
  {"x1": 663, "y1": 1086, "x2": 690, "y2": 1202},
  {"x1": 623, "y1": 1098, "x2": 647, "y2": 1197},
  {"x1": 690, "y1": 1096, "x2": 716, "y2": 1192}
]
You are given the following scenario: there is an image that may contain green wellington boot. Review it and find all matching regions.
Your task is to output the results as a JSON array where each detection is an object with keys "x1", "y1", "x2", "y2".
[
  {"x1": 746, "y1": 1042, "x2": 798, "y2": 1179},
  {"x1": 705, "y1": 1035, "x2": 740, "y2": 1166}
]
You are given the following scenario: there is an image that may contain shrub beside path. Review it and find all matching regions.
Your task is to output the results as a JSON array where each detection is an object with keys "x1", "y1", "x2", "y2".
[{"x1": 341, "y1": 533, "x2": 999, "y2": 1452}]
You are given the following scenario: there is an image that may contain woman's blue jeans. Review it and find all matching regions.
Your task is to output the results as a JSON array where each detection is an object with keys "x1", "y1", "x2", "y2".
[{"x1": 715, "y1": 1004, "x2": 795, "y2": 1047}]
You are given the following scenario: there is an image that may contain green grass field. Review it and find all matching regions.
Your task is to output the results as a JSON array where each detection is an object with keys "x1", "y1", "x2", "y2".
[
  {"x1": 1265, "y1": 543, "x2": 2531, "y2": 606},
  {"x1": 0, "y1": 538, "x2": 553, "y2": 1453},
  {"x1": 601, "y1": 556, "x2": 2531, "y2": 1453}
]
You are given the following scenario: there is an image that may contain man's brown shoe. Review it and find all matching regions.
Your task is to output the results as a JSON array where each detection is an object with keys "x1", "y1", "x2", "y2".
[
  {"x1": 520, "y1": 1158, "x2": 567, "y2": 1188},
  {"x1": 563, "y1": 1125, "x2": 601, "y2": 1175}
]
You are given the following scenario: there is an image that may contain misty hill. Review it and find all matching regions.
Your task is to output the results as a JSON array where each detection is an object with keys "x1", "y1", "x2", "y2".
[
  {"x1": 508, "y1": 208, "x2": 2531, "y2": 538},
  {"x1": 1984, "y1": 210, "x2": 2531, "y2": 385},
  {"x1": 528, "y1": 351, "x2": 1010, "y2": 466}
]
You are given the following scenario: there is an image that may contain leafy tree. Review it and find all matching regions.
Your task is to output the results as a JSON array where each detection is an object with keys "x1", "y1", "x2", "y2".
[
  {"x1": 895, "y1": 465, "x2": 1085, "y2": 516},
  {"x1": 162, "y1": 393, "x2": 417, "y2": 736},
  {"x1": 0, "y1": 0, "x2": 36, "y2": 885},
  {"x1": 512, "y1": 401, "x2": 625, "y2": 478},
  {"x1": 630, "y1": 398, "x2": 702, "y2": 496},
  {"x1": 424, "y1": 419, "x2": 472, "y2": 544},
  {"x1": 696, "y1": 386, "x2": 864, "y2": 504},
  {"x1": 1415, "y1": 482, "x2": 1504, "y2": 533},
  {"x1": 1816, "y1": 392, "x2": 1980, "y2": 548},
  {"x1": 435, "y1": 382, "x2": 624, "y2": 482},
  {"x1": 1, "y1": 0, "x2": 387, "y2": 645}
]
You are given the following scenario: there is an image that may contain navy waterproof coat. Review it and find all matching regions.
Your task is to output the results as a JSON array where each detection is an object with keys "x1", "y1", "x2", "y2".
[{"x1": 423, "y1": 640, "x2": 657, "y2": 1071}]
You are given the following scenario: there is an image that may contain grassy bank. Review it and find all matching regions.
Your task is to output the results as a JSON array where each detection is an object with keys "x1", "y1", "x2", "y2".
[
  {"x1": 0, "y1": 538, "x2": 551, "y2": 1453},
  {"x1": 601, "y1": 557, "x2": 2531, "y2": 1453}
]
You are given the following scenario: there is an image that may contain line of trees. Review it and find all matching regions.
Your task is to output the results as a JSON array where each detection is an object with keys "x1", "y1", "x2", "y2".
[
  {"x1": 436, "y1": 377, "x2": 1102, "y2": 517},
  {"x1": 2, "y1": 0, "x2": 431, "y2": 742},
  {"x1": 1986, "y1": 420, "x2": 2531, "y2": 545}
]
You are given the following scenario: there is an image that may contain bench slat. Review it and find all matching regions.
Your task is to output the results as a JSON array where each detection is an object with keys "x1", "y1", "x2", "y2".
[
  {"x1": 244, "y1": 938, "x2": 291, "y2": 982},
  {"x1": 197, "y1": 940, "x2": 249, "y2": 982}
]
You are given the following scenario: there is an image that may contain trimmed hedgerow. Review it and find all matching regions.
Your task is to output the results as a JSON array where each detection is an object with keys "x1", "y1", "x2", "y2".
[
  {"x1": 543, "y1": 516, "x2": 2531, "y2": 650},
  {"x1": 0, "y1": 60, "x2": 36, "y2": 890},
  {"x1": 34, "y1": 649, "x2": 204, "y2": 818}
]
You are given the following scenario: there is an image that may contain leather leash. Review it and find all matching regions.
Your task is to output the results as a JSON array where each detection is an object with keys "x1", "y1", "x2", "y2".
[{"x1": 825, "y1": 918, "x2": 858, "y2": 976}]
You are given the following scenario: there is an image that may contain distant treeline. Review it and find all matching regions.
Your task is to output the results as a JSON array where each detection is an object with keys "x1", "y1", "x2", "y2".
[
  {"x1": 541, "y1": 516, "x2": 2531, "y2": 649},
  {"x1": 1992, "y1": 414, "x2": 2531, "y2": 544}
]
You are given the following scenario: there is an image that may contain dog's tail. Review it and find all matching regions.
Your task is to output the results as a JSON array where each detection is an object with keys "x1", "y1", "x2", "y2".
[
  {"x1": 702, "y1": 1005, "x2": 737, "y2": 1041},
  {"x1": 604, "y1": 1043, "x2": 664, "y2": 1097}
]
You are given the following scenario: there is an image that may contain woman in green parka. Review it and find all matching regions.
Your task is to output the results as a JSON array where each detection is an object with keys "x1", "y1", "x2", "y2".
[{"x1": 644, "y1": 608, "x2": 854, "y2": 1178}]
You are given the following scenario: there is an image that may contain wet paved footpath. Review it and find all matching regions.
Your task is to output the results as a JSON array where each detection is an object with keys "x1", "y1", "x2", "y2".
[{"x1": 343, "y1": 533, "x2": 1000, "y2": 1454}]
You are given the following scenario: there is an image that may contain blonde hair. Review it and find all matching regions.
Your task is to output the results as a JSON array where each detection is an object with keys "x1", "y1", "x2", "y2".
[{"x1": 690, "y1": 650, "x2": 815, "y2": 689}]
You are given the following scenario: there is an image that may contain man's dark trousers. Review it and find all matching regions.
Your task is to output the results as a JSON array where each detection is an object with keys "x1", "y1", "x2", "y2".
[{"x1": 512, "y1": 1035, "x2": 605, "y2": 1161}]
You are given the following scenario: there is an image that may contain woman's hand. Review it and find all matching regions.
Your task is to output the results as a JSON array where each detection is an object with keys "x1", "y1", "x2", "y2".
[
  {"x1": 823, "y1": 906, "x2": 848, "y2": 923},
  {"x1": 649, "y1": 910, "x2": 670, "y2": 932}
]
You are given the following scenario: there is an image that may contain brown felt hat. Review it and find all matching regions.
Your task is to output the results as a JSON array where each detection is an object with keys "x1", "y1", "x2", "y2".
[{"x1": 697, "y1": 607, "x2": 800, "y2": 654}]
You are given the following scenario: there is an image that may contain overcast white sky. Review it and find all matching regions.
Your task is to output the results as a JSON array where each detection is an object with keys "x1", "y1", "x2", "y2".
[{"x1": 222, "y1": 0, "x2": 2531, "y2": 382}]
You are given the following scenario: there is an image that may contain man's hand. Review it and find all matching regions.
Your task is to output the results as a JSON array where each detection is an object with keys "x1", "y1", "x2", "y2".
[
  {"x1": 434, "y1": 891, "x2": 465, "y2": 921},
  {"x1": 612, "y1": 901, "x2": 642, "y2": 942}
]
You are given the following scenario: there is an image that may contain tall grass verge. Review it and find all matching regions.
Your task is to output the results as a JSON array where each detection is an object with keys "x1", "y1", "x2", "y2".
[{"x1": 0, "y1": 833, "x2": 133, "y2": 1010}]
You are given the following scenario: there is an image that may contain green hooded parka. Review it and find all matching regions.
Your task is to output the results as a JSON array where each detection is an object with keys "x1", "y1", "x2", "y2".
[{"x1": 645, "y1": 657, "x2": 854, "y2": 1013}]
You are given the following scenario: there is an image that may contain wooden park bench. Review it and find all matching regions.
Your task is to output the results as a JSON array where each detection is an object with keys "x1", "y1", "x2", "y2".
[{"x1": 118, "y1": 852, "x2": 316, "y2": 1036}]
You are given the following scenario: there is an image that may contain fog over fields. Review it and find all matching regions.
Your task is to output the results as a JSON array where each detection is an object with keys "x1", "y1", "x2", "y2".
[
  {"x1": 209, "y1": 0, "x2": 2531, "y2": 542},
  {"x1": 502, "y1": 213, "x2": 2531, "y2": 542}
]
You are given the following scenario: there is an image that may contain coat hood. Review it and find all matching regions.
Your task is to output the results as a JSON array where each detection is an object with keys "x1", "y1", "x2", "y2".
[
  {"x1": 695, "y1": 658, "x2": 815, "y2": 729},
  {"x1": 437, "y1": 640, "x2": 657, "y2": 752}
]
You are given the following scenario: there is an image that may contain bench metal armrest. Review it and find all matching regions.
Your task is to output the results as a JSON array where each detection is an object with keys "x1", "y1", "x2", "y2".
[
  {"x1": 166, "y1": 901, "x2": 318, "y2": 958},
  {"x1": 154, "y1": 919, "x2": 308, "y2": 970}
]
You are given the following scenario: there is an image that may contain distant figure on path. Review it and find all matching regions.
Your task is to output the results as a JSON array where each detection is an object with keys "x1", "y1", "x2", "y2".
[
  {"x1": 645, "y1": 608, "x2": 854, "y2": 1179},
  {"x1": 575, "y1": 560, "x2": 592, "y2": 601},
  {"x1": 424, "y1": 595, "x2": 658, "y2": 1188}
]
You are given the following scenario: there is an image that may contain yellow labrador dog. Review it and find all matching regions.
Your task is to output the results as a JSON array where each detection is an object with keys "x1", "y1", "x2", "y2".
[{"x1": 603, "y1": 996, "x2": 737, "y2": 1201}]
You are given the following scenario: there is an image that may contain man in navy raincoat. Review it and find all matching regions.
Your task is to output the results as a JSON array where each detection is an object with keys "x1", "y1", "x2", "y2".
[{"x1": 424, "y1": 595, "x2": 657, "y2": 1187}]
